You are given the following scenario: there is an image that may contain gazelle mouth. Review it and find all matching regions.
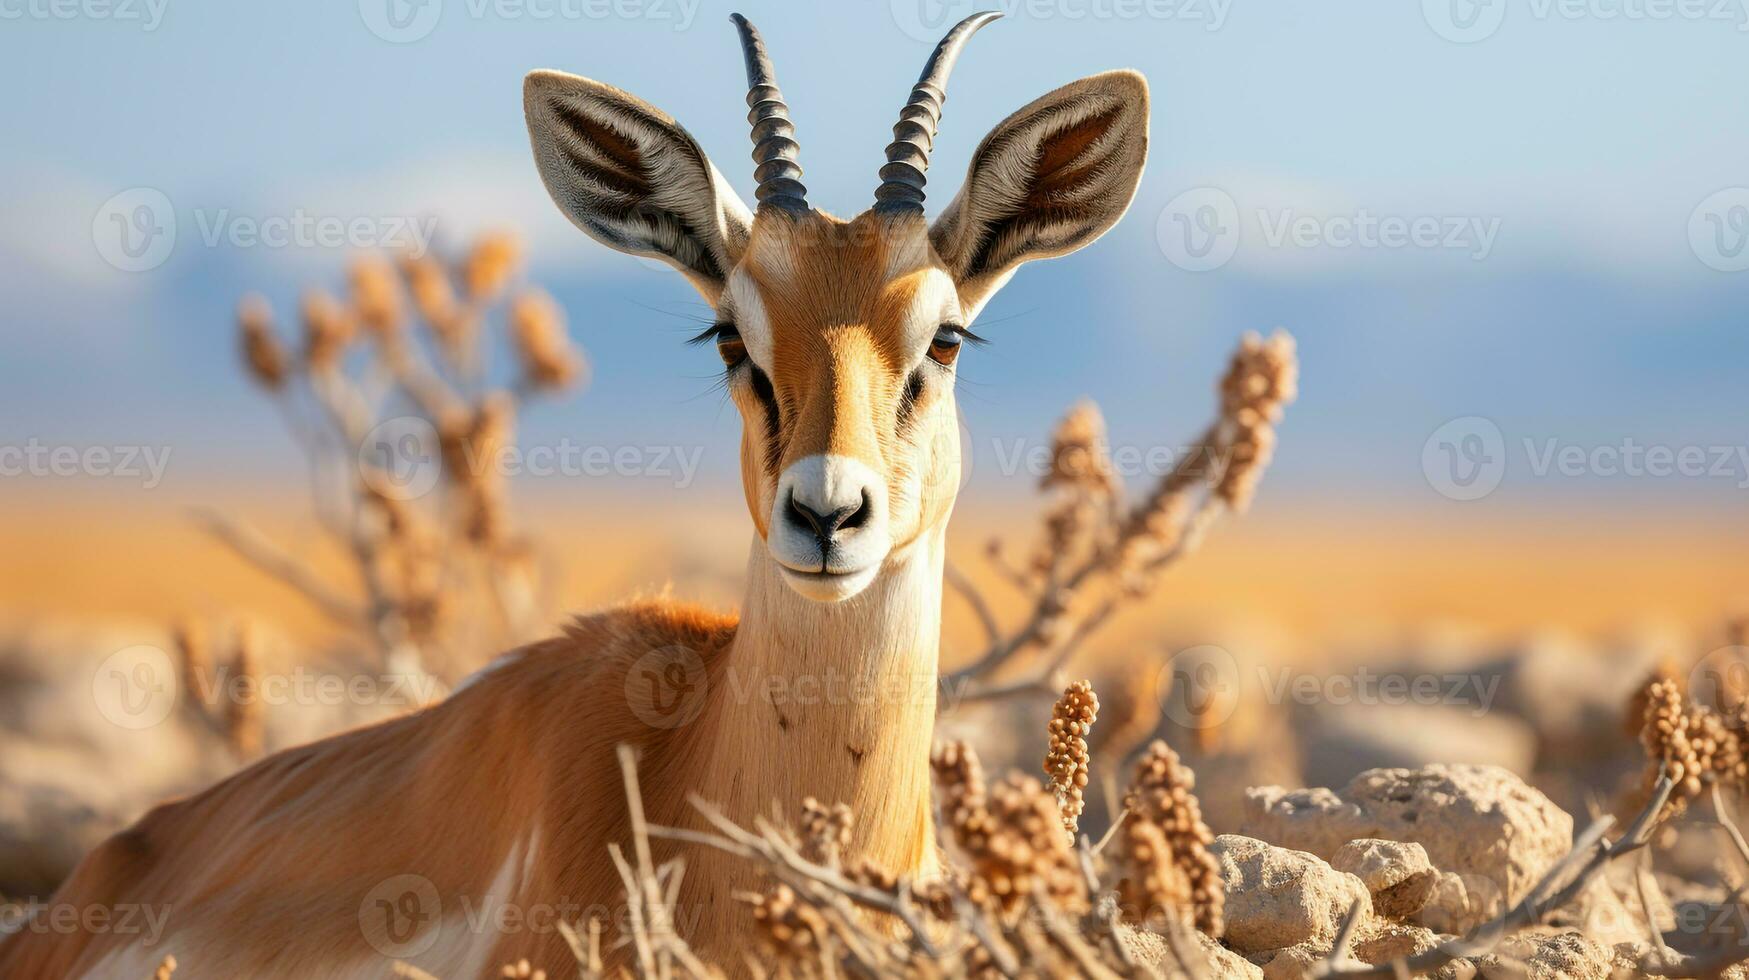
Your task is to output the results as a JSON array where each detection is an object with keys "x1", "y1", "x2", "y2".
[{"x1": 776, "y1": 561, "x2": 881, "y2": 602}]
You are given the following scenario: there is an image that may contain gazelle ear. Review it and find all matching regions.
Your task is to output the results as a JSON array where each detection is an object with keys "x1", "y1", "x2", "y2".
[
  {"x1": 930, "y1": 70, "x2": 1149, "y2": 319},
  {"x1": 524, "y1": 70, "x2": 753, "y2": 303}
]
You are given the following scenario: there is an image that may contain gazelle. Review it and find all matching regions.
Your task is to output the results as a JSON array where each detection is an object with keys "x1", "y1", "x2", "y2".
[{"x1": 0, "y1": 12, "x2": 1148, "y2": 978}]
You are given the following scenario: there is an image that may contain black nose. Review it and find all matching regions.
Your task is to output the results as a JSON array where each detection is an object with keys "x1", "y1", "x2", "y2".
[{"x1": 785, "y1": 489, "x2": 872, "y2": 544}]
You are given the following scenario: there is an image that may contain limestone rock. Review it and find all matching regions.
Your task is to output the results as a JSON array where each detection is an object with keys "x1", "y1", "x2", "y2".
[
  {"x1": 1332, "y1": 839, "x2": 1438, "y2": 920},
  {"x1": 1242, "y1": 765, "x2": 1572, "y2": 931},
  {"x1": 1211, "y1": 835, "x2": 1371, "y2": 955},
  {"x1": 1354, "y1": 921, "x2": 1442, "y2": 965}
]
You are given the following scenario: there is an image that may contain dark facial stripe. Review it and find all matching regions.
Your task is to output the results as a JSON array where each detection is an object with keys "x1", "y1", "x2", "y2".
[
  {"x1": 747, "y1": 363, "x2": 783, "y2": 475},
  {"x1": 896, "y1": 367, "x2": 926, "y2": 432}
]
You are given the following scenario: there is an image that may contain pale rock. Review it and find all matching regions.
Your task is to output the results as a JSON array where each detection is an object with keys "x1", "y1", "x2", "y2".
[
  {"x1": 1211, "y1": 835, "x2": 1372, "y2": 955},
  {"x1": 1242, "y1": 765, "x2": 1572, "y2": 932}
]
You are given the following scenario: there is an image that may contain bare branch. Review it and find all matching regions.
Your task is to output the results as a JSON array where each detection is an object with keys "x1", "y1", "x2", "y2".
[{"x1": 192, "y1": 510, "x2": 366, "y2": 628}]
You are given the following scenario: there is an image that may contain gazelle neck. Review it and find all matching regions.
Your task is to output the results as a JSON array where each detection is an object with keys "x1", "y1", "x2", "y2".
[{"x1": 693, "y1": 523, "x2": 947, "y2": 876}]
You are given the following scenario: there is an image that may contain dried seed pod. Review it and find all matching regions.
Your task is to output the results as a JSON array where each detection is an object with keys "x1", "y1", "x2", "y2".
[
  {"x1": 300, "y1": 288, "x2": 356, "y2": 371},
  {"x1": 1640, "y1": 675, "x2": 1704, "y2": 814},
  {"x1": 499, "y1": 959, "x2": 546, "y2": 980},
  {"x1": 1214, "y1": 330, "x2": 1297, "y2": 512},
  {"x1": 400, "y1": 252, "x2": 462, "y2": 335},
  {"x1": 932, "y1": 741, "x2": 1086, "y2": 917},
  {"x1": 799, "y1": 796, "x2": 853, "y2": 869},
  {"x1": 349, "y1": 255, "x2": 404, "y2": 337},
  {"x1": 1118, "y1": 740, "x2": 1224, "y2": 937},
  {"x1": 1041, "y1": 399, "x2": 1118, "y2": 498},
  {"x1": 509, "y1": 290, "x2": 584, "y2": 392},
  {"x1": 1044, "y1": 680, "x2": 1099, "y2": 837},
  {"x1": 237, "y1": 294, "x2": 289, "y2": 390},
  {"x1": 463, "y1": 231, "x2": 522, "y2": 301},
  {"x1": 749, "y1": 883, "x2": 830, "y2": 962}
]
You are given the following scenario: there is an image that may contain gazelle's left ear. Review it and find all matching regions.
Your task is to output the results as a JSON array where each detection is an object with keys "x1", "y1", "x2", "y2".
[{"x1": 930, "y1": 70, "x2": 1149, "y2": 318}]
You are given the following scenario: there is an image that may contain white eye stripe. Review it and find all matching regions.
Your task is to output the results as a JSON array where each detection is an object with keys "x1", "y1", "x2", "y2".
[
  {"x1": 722, "y1": 268, "x2": 773, "y2": 369},
  {"x1": 901, "y1": 267, "x2": 964, "y2": 366},
  {"x1": 720, "y1": 264, "x2": 961, "y2": 370}
]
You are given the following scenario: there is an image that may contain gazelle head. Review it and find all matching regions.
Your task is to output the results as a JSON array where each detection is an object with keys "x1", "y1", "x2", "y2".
[{"x1": 525, "y1": 13, "x2": 1147, "y2": 602}]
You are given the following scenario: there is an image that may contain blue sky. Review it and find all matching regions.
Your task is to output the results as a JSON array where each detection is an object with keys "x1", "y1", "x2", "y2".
[{"x1": 2, "y1": 0, "x2": 1746, "y2": 510}]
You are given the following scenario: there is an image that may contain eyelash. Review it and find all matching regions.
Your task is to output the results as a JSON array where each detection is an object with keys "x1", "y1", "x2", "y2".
[
  {"x1": 690, "y1": 323, "x2": 747, "y2": 371},
  {"x1": 692, "y1": 322, "x2": 986, "y2": 374}
]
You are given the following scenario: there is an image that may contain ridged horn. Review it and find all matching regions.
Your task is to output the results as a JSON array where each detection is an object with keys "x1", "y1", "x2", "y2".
[
  {"x1": 873, "y1": 10, "x2": 1003, "y2": 215},
  {"x1": 730, "y1": 13, "x2": 808, "y2": 214}
]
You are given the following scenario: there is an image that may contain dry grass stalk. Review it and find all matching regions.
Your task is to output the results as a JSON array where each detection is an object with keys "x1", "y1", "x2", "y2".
[
  {"x1": 213, "y1": 232, "x2": 585, "y2": 684},
  {"x1": 944, "y1": 331, "x2": 1298, "y2": 705},
  {"x1": 174, "y1": 619, "x2": 266, "y2": 762},
  {"x1": 1044, "y1": 680, "x2": 1099, "y2": 838}
]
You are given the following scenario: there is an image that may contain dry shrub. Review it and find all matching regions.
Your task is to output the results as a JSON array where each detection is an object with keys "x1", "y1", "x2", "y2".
[
  {"x1": 944, "y1": 331, "x2": 1298, "y2": 714},
  {"x1": 210, "y1": 233, "x2": 585, "y2": 688}
]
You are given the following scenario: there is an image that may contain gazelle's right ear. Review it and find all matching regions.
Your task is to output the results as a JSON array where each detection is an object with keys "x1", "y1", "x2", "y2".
[{"x1": 524, "y1": 70, "x2": 752, "y2": 303}]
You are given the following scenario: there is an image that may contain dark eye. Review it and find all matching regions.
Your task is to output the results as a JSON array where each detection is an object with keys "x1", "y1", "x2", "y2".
[
  {"x1": 928, "y1": 324, "x2": 963, "y2": 366},
  {"x1": 715, "y1": 324, "x2": 746, "y2": 368}
]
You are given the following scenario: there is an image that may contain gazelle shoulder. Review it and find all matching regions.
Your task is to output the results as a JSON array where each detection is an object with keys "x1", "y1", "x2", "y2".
[{"x1": 454, "y1": 596, "x2": 738, "y2": 696}]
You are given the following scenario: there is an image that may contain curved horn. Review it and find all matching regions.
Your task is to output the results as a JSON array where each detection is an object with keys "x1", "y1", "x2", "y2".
[
  {"x1": 873, "y1": 10, "x2": 1003, "y2": 215},
  {"x1": 731, "y1": 13, "x2": 808, "y2": 214}
]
